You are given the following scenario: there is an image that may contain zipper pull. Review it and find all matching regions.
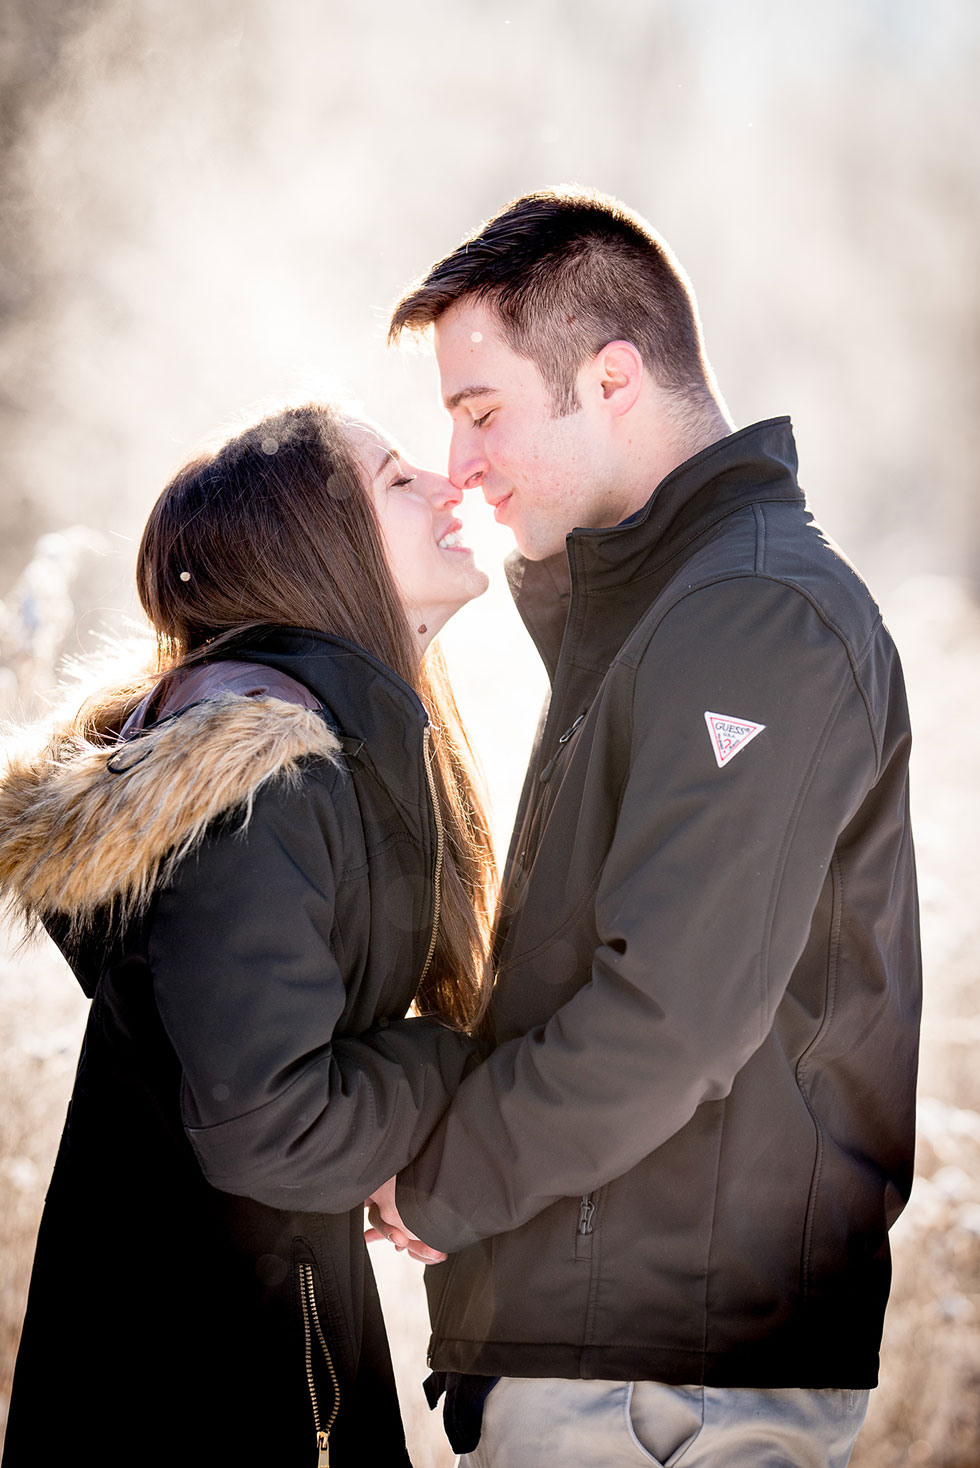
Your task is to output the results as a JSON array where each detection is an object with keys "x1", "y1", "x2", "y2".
[
  {"x1": 578, "y1": 1195, "x2": 596, "y2": 1235},
  {"x1": 539, "y1": 712, "x2": 587, "y2": 784},
  {"x1": 317, "y1": 1430, "x2": 331, "y2": 1466}
]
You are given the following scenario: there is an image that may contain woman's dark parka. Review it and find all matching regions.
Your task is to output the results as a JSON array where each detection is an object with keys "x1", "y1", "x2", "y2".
[{"x1": 0, "y1": 629, "x2": 478, "y2": 1467}]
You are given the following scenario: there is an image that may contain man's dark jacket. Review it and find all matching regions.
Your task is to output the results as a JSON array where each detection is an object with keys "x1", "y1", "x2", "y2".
[{"x1": 399, "y1": 418, "x2": 921, "y2": 1387}]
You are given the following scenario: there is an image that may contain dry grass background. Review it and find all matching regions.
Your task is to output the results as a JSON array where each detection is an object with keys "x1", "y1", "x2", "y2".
[
  {"x1": 1, "y1": 572, "x2": 978, "y2": 1466},
  {"x1": 2, "y1": 2, "x2": 978, "y2": 1461}
]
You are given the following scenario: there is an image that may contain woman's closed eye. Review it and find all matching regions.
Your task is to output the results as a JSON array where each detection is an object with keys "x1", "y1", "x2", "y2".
[{"x1": 390, "y1": 474, "x2": 418, "y2": 489}]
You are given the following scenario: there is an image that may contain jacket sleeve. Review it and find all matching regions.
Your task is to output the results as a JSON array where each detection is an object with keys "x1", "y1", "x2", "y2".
[
  {"x1": 146, "y1": 762, "x2": 482, "y2": 1214},
  {"x1": 397, "y1": 577, "x2": 882, "y2": 1250}
]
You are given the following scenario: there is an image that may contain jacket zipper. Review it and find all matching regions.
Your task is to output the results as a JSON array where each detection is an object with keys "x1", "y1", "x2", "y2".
[
  {"x1": 419, "y1": 724, "x2": 444, "y2": 984},
  {"x1": 516, "y1": 711, "x2": 588, "y2": 880},
  {"x1": 298, "y1": 1261, "x2": 340, "y2": 1466},
  {"x1": 538, "y1": 712, "x2": 587, "y2": 785},
  {"x1": 575, "y1": 1191, "x2": 597, "y2": 1261}
]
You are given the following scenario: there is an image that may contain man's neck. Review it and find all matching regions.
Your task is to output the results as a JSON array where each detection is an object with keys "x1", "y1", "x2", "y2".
[{"x1": 616, "y1": 405, "x2": 733, "y2": 522}]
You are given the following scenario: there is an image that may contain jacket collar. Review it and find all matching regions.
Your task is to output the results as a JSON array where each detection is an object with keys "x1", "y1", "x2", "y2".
[
  {"x1": 220, "y1": 627, "x2": 430, "y2": 797},
  {"x1": 505, "y1": 417, "x2": 801, "y2": 683},
  {"x1": 120, "y1": 659, "x2": 322, "y2": 738}
]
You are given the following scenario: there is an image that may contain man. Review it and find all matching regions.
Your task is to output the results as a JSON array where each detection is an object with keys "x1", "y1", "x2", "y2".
[{"x1": 370, "y1": 188, "x2": 921, "y2": 1467}]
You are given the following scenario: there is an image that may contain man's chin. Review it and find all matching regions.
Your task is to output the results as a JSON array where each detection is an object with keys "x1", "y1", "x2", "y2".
[
  {"x1": 514, "y1": 538, "x2": 566, "y2": 563},
  {"x1": 505, "y1": 514, "x2": 569, "y2": 562}
]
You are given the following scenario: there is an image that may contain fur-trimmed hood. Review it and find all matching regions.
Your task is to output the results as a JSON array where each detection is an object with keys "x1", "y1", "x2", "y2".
[{"x1": 0, "y1": 692, "x2": 339, "y2": 934}]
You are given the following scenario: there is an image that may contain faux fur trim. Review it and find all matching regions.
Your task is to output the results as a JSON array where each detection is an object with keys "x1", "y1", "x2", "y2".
[{"x1": 0, "y1": 695, "x2": 340, "y2": 934}]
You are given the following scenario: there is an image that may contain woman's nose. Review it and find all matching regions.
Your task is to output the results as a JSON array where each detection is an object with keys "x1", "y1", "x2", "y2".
[{"x1": 417, "y1": 469, "x2": 461, "y2": 509}]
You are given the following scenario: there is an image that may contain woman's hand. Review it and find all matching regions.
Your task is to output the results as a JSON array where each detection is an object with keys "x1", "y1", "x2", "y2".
[{"x1": 365, "y1": 1177, "x2": 447, "y2": 1263}]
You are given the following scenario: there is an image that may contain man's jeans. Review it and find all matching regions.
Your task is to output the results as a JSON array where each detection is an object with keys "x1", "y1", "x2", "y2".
[{"x1": 457, "y1": 1377, "x2": 870, "y2": 1467}]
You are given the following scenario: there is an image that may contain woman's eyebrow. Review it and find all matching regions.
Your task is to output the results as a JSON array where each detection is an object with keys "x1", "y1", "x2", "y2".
[{"x1": 373, "y1": 448, "x2": 400, "y2": 478}]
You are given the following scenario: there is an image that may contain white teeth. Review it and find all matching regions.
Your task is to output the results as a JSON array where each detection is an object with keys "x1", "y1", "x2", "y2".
[{"x1": 438, "y1": 530, "x2": 464, "y2": 550}]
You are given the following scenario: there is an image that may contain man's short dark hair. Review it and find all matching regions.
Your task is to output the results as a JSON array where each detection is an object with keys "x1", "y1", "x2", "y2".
[{"x1": 389, "y1": 187, "x2": 715, "y2": 417}]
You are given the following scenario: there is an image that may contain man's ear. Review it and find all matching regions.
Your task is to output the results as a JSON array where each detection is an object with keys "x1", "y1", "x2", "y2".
[{"x1": 591, "y1": 340, "x2": 643, "y2": 416}]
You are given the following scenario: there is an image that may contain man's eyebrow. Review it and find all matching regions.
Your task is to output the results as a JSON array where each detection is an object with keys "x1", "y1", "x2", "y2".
[{"x1": 444, "y1": 385, "x2": 498, "y2": 411}]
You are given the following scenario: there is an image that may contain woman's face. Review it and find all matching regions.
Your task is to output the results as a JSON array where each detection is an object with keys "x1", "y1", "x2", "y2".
[{"x1": 346, "y1": 420, "x2": 489, "y2": 649}]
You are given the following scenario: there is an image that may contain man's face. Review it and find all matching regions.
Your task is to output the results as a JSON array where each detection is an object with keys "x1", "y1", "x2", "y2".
[{"x1": 435, "y1": 298, "x2": 624, "y2": 562}]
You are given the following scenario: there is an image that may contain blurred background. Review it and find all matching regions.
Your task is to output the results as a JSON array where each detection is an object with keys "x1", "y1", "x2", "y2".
[{"x1": 1, "y1": 1, "x2": 978, "y2": 1463}]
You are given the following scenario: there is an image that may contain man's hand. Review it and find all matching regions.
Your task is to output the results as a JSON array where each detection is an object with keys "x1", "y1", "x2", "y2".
[{"x1": 365, "y1": 1176, "x2": 447, "y2": 1264}]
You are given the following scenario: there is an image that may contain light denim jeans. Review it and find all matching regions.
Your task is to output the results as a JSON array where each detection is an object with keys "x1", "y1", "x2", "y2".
[{"x1": 456, "y1": 1377, "x2": 870, "y2": 1468}]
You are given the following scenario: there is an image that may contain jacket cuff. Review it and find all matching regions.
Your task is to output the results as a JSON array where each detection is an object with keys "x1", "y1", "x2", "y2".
[{"x1": 397, "y1": 1167, "x2": 484, "y2": 1255}]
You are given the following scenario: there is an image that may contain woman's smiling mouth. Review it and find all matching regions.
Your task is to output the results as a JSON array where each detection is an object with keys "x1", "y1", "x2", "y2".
[{"x1": 437, "y1": 523, "x2": 472, "y2": 552}]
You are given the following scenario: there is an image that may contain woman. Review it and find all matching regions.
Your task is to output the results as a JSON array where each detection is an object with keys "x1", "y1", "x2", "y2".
[{"x1": 0, "y1": 403, "x2": 496, "y2": 1466}]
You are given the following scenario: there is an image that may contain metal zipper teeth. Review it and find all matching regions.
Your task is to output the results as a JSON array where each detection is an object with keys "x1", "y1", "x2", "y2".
[
  {"x1": 298, "y1": 1261, "x2": 340, "y2": 1465},
  {"x1": 419, "y1": 723, "x2": 444, "y2": 984}
]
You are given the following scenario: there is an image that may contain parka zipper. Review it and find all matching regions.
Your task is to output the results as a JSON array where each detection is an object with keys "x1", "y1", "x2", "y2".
[
  {"x1": 574, "y1": 1191, "x2": 597, "y2": 1260},
  {"x1": 419, "y1": 724, "x2": 444, "y2": 984},
  {"x1": 298, "y1": 1261, "x2": 340, "y2": 1466}
]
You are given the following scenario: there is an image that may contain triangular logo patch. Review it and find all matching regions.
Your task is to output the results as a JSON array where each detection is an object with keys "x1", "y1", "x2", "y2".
[{"x1": 704, "y1": 711, "x2": 766, "y2": 768}]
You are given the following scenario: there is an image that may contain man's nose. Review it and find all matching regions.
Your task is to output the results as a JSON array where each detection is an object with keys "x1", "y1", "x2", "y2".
[{"x1": 448, "y1": 427, "x2": 487, "y2": 493}]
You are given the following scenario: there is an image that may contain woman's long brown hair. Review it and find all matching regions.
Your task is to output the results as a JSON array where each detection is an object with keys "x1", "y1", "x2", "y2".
[{"x1": 82, "y1": 403, "x2": 496, "y2": 1032}]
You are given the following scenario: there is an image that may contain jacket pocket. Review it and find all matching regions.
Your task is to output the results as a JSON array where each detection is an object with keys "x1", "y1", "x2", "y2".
[{"x1": 295, "y1": 1255, "x2": 341, "y2": 1466}]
